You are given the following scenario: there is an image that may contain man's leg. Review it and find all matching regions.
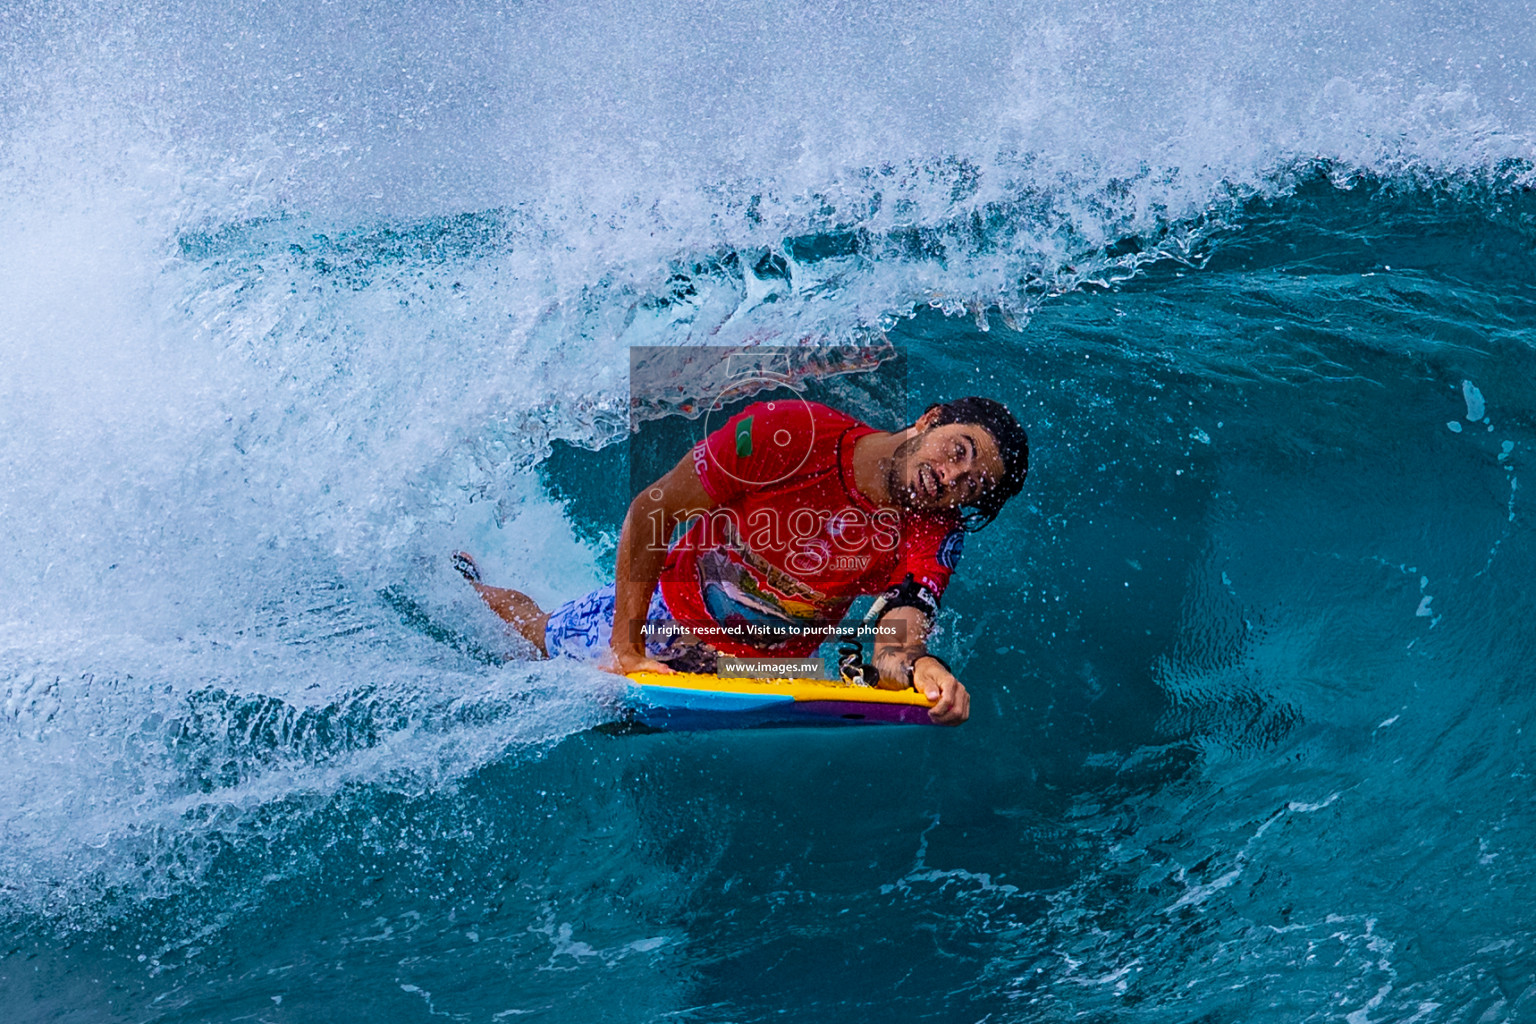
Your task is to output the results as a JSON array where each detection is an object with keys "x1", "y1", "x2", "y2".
[{"x1": 454, "y1": 552, "x2": 551, "y2": 655}]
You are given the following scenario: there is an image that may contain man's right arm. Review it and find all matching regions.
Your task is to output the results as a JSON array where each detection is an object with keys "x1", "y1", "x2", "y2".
[{"x1": 607, "y1": 450, "x2": 717, "y2": 675}]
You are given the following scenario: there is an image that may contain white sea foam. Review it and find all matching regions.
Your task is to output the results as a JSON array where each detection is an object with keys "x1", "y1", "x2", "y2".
[{"x1": 1463, "y1": 380, "x2": 1488, "y2": 421}]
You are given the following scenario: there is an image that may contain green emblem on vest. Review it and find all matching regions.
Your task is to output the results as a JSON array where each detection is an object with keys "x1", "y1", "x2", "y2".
[{"x1": 735, "y1": 415, "x2": 754, "y2": 457}]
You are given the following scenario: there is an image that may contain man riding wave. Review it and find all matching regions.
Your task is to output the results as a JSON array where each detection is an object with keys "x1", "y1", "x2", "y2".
[{"x1": 457, "y1": 396, "x2": 1028, "y2": 726}]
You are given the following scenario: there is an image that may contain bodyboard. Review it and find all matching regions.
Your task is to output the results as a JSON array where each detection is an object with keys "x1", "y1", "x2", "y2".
[{"x1": 623, "y1": 671, "x2": 937, "y2": 731}]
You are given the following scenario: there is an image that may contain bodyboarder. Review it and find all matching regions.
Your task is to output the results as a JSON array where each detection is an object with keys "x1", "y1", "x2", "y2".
[{"x1": 456, "y1": 396, "x2": 1028, "y2": 725}]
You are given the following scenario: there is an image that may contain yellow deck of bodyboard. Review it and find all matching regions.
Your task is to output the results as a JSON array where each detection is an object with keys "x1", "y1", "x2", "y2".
[{"x1": 623, "y1": 671, "x2": 936, "y2": 728}]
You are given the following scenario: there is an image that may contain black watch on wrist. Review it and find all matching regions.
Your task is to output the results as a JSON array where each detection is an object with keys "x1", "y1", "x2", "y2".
[{"x1": 904, "y1": 653, "x2": 950, "y2": 688}]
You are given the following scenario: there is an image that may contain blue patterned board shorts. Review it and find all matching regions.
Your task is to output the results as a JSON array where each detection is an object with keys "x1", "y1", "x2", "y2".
[{"x1": 544, "y1": 583, "x2": 707, "y2": 667}]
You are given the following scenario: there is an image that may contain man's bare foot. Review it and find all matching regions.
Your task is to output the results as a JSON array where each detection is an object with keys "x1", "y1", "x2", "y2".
[
  {"x1": 451, "y1": 551, "x2": 482, "y2": 583},
  {"x1": 452, "y1": 551, "x2": 550, "y2": 656}
]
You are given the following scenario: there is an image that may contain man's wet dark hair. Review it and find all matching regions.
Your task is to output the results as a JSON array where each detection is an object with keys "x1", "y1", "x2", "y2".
[{"x1": 925, "y1": 396, "x2": 1029, "y2": 531}]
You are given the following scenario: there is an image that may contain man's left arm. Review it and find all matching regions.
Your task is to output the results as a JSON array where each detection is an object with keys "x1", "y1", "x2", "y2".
[{"x1": 871, "y1": 605, "x2": 970, "y2": 726}]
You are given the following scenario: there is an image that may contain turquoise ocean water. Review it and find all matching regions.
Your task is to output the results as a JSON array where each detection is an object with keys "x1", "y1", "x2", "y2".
[{"x1": 3, "y1": 2, "x2": 1536, "y2": 1020}]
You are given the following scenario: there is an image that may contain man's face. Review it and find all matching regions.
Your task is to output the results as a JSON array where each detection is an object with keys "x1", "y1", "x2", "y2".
[{"x1": 890, "y1": 422, "x2": 1006, "y2": 513}]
